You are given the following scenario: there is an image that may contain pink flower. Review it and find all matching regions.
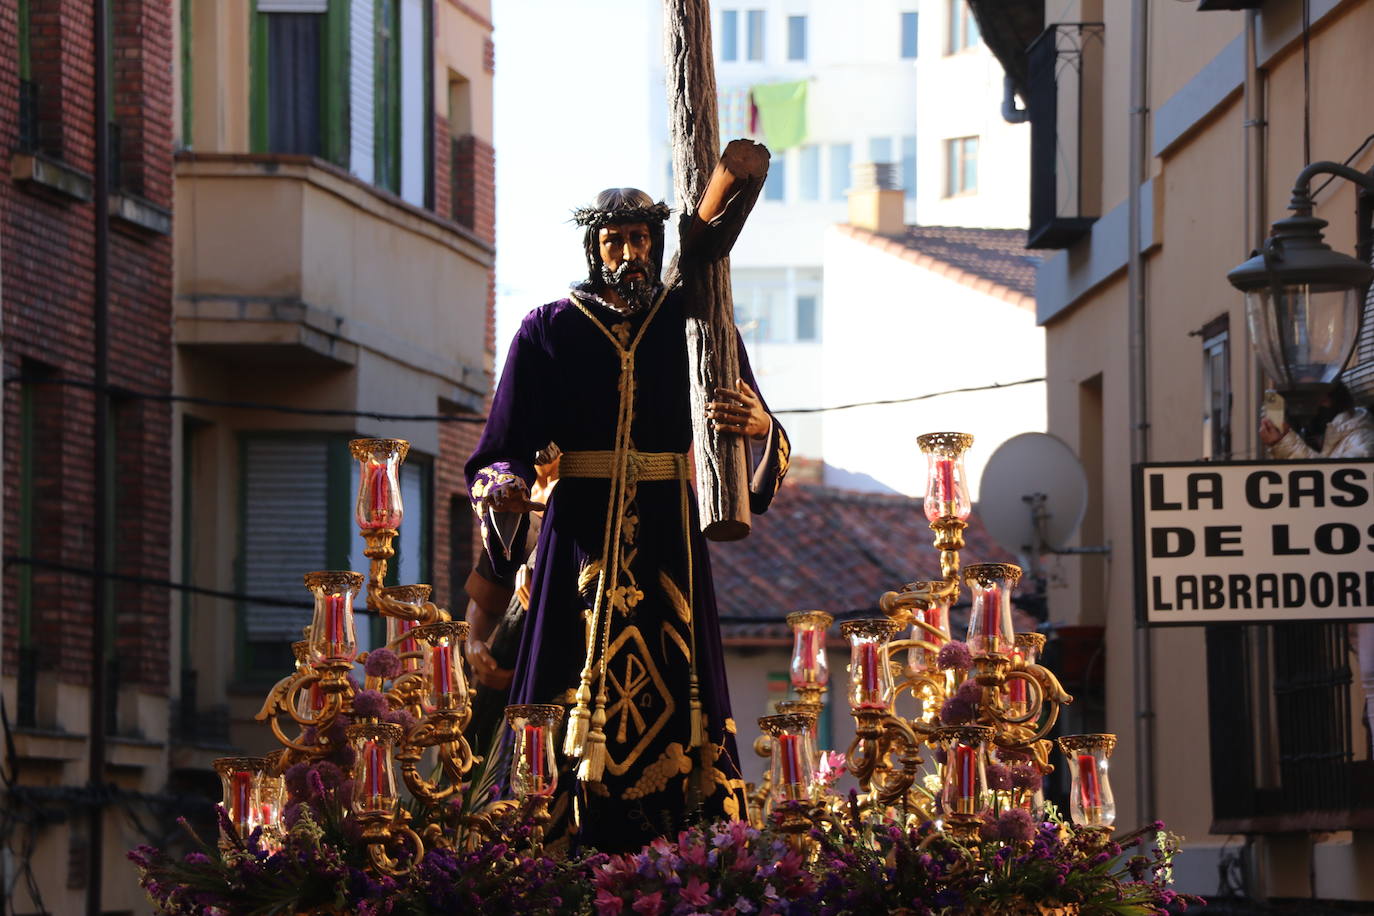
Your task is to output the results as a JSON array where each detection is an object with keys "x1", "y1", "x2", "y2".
[
  {"x1": 594, "y1": 889, "x2": 625, "y2": 915},
  {"x1": 631, "y1": 890, "x2": 664, "y2": 916},
  {"x1": 813, "y1": 750, "x2": 847, "y2": 788},
  {"x1": 681, "y1": 876, "x2": 712, "y2": 908}
]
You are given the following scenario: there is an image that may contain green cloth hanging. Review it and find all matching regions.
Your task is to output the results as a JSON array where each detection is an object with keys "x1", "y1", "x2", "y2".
[{"x1": 750, "y1": 80, "x2": 808, "y2": 152}]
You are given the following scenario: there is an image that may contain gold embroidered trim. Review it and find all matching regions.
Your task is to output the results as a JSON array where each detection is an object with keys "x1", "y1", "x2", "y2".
[
  {"x1": 724, "y1": 718, "x2": 737, "y2": 735},
  {"x1": 602, "y1": 626, "x2": 675, "y2": 776},
  {"x1": 658, "y1": 571, "x2": 692, "y2": 625},
  {"x1": 662, "y1": 621, "x2": 691, "y2": 661},
  {"x1": 622, "y1": 742, "x2": 693, "y2": 799}
]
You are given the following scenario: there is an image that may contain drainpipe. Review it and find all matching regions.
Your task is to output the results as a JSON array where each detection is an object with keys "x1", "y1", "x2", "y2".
[
  {"x1": 1001, "y1": 74, "x2": 1029, "y2": 124},
  {"x1": 1242, "y1": 10, "x2": 1266, "y2": 460},
  {"x1": 1127, "y1": 0, "x2": 1156, "y2": 825},
  {"x1": 1241, "y1": 9, "x2": 1268, "y2": 895}
]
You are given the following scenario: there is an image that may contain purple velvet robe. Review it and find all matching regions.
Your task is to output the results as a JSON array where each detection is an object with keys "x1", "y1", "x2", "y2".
[{"x1": 466, "y1": 289, "x2": 789, "y2": 851}]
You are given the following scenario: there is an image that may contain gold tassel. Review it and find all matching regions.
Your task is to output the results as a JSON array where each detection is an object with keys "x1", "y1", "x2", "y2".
[
  {"x1": 688, "y1": 677, "x2": 705, "y2": 749},
  {"x1": 576, "y1": 703, "x2": 608, "y2": 782},
  {"x1": 563, "y1": 681, "x2": 592, "y2": 756}
]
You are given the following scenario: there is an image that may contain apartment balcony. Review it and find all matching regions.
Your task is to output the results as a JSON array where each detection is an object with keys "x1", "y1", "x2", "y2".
[{"x1": 173, "y1": 153, "x2": 494, "y2": 411}]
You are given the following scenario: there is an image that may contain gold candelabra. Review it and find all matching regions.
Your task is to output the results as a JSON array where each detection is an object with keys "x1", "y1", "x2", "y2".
[
  {"x1": 214, "y1": 439, "x2": 558, "y2": 875},
  {"x1": 756, "y1": 432, "x2": 1115, "y2": 840}
]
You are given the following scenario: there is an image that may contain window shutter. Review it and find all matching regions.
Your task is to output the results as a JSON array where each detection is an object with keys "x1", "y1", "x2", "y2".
[
  {"x1": 399, "y1": 0, "x2": 425, "y2": 206},
  {"x1": 350, "y1": 0, "x2": 376, "y2": 182},
  {"x1": 242, "y1": 439, "x2": 329, "y2": 642}
]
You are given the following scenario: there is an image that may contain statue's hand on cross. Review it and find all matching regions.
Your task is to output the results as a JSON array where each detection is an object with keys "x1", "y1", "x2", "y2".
[{"x1": 706, "y1": 378, "x2": 770, "y2": 439}]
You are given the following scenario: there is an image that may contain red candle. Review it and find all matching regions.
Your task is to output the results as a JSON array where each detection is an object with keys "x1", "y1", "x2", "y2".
[
  {"x1": 524, "y1": 725, "x2": 546, "y2": 786},
  {"x1": 323, "y1": 594, "x2": 348, "y2": 658},
  {"x1": 309, "y1": 682, "x2": 326, "y2": 711},
  {"x1": 231, "y1": 770, "x2": 252, "y2": 829},
  {"x1": 937, "y1": 458, "x2": 956, "y2": 514},
  {"x1": 362, "y1": 740, "x2": 386, "y2": 808},
  {"x1": 777, "y1": 733, "x2": 801, "y2": 789},
  {"x1": 800, "y1": 630, "x2": 818, "y2": 676},
  {"x1": 857, "y1": 641, "x2": 884, "y2": 707},
  {"x1": 431, "y1": 644, "x2": 454, "y2": 697},
  {"x1": 1008, "y1": 650, "x2": 1026, "y2": 705},
  {"x1": 363, "y1": 464, "x2": 399, "y2": 529},
  {"x1": 955, "y1": 744, "x2": 977, "y2": 811},
  {"x1": 1077, "y1": 753, "x2": 1101, "y2": 809}
]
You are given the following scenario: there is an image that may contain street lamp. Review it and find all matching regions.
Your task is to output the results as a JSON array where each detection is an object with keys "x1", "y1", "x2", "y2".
[{"x1": 1227, "y1": 161, "x2": 1374, "y2": 424}]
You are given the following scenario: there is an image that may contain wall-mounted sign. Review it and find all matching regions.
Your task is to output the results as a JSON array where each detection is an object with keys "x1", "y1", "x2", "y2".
[{"x1": 1134, "y1": 460, "x2": 1374, "y2": 625}]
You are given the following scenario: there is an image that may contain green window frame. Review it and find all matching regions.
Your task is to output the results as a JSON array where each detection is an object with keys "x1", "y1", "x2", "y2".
[
  {"x1": 374, "y1": 0, "x2": 401, "y2": 193},
  {"x1": 250, "y1": 0, "x2": 350, "y2": 166},
  {"x1": 17, "y1": 0, "x2": 31, "y2": 80}
]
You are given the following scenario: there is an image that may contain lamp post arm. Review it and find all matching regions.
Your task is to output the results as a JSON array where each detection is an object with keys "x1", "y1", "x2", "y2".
[{"x1": 1289, "y1": 160, "x2": 1374, "y2": 212}]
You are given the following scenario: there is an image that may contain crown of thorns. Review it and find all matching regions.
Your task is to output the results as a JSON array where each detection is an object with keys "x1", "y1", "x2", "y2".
[{"x1": 571, "y1": 202, "x2": 672, "y2": 228}]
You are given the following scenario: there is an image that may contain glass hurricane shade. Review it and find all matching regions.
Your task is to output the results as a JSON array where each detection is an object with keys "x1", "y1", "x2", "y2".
[
  {"x1": 348, "y1": 724, "x2": 403, "y2": 815},
  {"x1": 963, "y1": 564, "x2": 1020, "y2": 657},
  {"x1": 919, "y1": 433, "x2": 973, "y2": 522},
  {"x1": 351, "y1": 439, "x2": 408, "y2": 531},
  {"x1": 506, "y1": 705, "x2": 563, "y2": 798},
  {"x1": 759, "y1": 712, "x2": 819, "y2": 803},
  {"x1": 938, "y1": 727, "x2": 992, "y2": 818},
  {"x1": 214, "y1": 757, "x2": 268, "y2": 837},
  {"x1": 841, "y1": 619, "x2": 899, "y2": 711},
  {"x1": 1058, "y1": 734, "x2": 1117, "y2": 828},
  {"x1": 304, "y1": 571, "x2": 364, "y2": 664},
  {"x1": 787, "y1": 611, "x2": 833, "y2": 689}
]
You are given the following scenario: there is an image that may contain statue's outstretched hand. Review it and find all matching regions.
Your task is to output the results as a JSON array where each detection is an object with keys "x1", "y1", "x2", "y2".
[
  {"x1": 486, "y1": 478, "x2": 544, "y2": 514},
  {"x1": 707, "y1": 378, "x2": 770, "y2": 439}
]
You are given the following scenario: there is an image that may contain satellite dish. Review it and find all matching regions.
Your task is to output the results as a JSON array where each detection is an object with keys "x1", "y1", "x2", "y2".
[{"x1": 978, "y1": 433, "x2": 1094, "y2": 558}]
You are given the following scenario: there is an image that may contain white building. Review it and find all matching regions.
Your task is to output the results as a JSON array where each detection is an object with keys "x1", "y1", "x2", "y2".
[{"x1": 709, "y1": 0, "x2": 1032, "y2": 467}]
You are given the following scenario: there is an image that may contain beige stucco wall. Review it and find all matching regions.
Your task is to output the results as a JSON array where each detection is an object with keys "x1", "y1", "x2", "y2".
[
  {"x1": 1040, "y1": 0, "x2": 1374, "y2": 898},
  {"x1": 435, "y1": 0, "x2": 494, "y2": 143}
]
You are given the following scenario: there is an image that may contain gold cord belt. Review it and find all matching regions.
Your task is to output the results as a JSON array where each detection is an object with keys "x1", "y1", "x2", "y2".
[{"x1": 559, "y1": 449, "x2": 689, "y2": 482}]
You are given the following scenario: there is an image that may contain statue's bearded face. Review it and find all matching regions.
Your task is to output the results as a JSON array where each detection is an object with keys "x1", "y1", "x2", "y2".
[{"x1": 597, "y1": 222, "x2": 657, "y2": 310}]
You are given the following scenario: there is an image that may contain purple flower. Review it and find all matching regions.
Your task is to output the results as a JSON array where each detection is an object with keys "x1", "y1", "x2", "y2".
[
  {"x1": 364, "y1": 648, "x2": 402, "y2": 679},
  {"x1": 986, "y1": 763, "x2": 1012, "y2": 791},
  {"x1": 353, "y1": 689, "x2": 388, "y2": 719},
  {"x1": 996, "y1": 808, "x2": 1035, "y2": 843},
  {"x1": 937, "y1": 641, "x2": 972, "y2": 670},
  {"x1": 284, "y1": 761, "x2": 312, "y2": 800},
  {"x1": 182, "y1": 851, "x2": 213, "y2": 866},
  {"x1": 939, "y1": 695, "x2": 976, "y2": 725},
  {"x1": 1010, "y1": 763, "x2": 1042, "y2": 791},
  {"x1": 954, "y1": 678, "x2": 982, "y2": 704},
  {"x1": 384, "y1": 708, "x2": 417, "y2": 732}
]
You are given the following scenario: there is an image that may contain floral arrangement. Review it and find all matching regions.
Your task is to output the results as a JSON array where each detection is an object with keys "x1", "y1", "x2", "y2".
[{"x1": 130, "y1": 791, "x2": 1201, "y2": 916}]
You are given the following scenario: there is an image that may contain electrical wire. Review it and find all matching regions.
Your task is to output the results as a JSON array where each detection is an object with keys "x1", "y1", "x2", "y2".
[
  {"x1": 1309, "y1": 133, "x2": 1374, "y2": 201},
  {"x1": 6, "y1": 373, "x2": 1048, "y2": 420},
  {"x1": 3, "y1": 555, "x2": 313, "y2": 610}
]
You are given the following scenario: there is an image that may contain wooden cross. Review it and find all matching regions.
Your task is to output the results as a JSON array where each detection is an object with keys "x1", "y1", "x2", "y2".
[{"x1": 664, "y1": 0, "x2": 771, "y2": 542}]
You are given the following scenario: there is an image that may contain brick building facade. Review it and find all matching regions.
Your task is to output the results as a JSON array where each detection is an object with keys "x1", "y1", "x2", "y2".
[
  {"x1": 1, "y1": 0, "x2": 176, "y2": 909},
  {"x1": 2, "y1": 0, "x2": 174, "y2": 729}
]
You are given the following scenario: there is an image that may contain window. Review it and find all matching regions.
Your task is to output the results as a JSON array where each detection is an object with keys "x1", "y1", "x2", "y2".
[
  {"x1": 868, "y1": 137, "x2": 892, "y2": 164},
  {"x1": 799, "y1": 145, "x2": 820, "y2": 201},
  {"x1": 947, "y1": 0, "x2": 979, "y2": 53},
  {"x1": 763, "y1": 153, "x2": 785, "y2": 201},
  {"x1": 944, "y1": 136, "x2": 977, "y2": 196},
  {"x1": 179, "y1": 0, "x2": 193, "y2": 146},
  {"x1": 733, "y1": 269, "x2": 787, "y2": 343},
  {"x1": 796, "y1": 296, "x2": 818, "y2": 341},
  {"x1": 747, "y1": 9, "x2": 765, "y2": 61},
  {"x1": 720, "y1": 10, "x2": 738, "y2": 61},
  {"x1": 787, "y1": 15, "x2": 806, "y2": 61},
  {"x1": 901, "y1": 11, "x2": 919, "y2": 59},
  {"x1": 1201, "y1": 316, "x2": 1231, "y2": 460},
  {"x1": 901, "y1": 135, "x2": 916, "y2": 199},
  {"x1": 375, "y1": 0, "x2": 401, "y2": 192},
  {"x1": 252, "y1": 2, "x2": 349, "y2": 166},
  {"x1": 448, "y1": 495, "x2": 473, "y2": 612},
  {"x1": 829, "y1": 143, "x2": 852, "y2": 201}
]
